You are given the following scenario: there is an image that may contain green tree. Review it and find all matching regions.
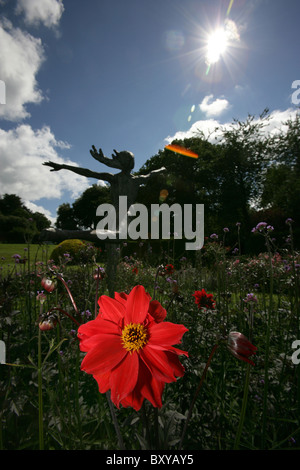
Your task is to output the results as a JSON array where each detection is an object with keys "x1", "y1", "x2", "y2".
[
  {"x1": 72, "y1": 184, "x2": 111, "y2": 229},
  {"x1": 55, "y1": 203, "x2": 77, "y2": 230},
  {"x1": 0, "y1": 193, "x2": 51, "y2": 242}
]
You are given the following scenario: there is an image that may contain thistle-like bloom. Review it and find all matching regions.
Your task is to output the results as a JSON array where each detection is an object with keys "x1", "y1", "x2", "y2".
[
  {"x1": 93, "y1": 267, "x2": 106, "y2": 280},
  {"x1": 36, "y1": 291, "x2": 47, "y2": 304},
  {"x1": 193, "y1": 289, "x2": 216, "y2": 310},
  {"x1": 227, "y1": 332, "x2": 257, "y2": 366},
  {"x1": 78, "y1": 285, "x2": 188, "y2": 411}
]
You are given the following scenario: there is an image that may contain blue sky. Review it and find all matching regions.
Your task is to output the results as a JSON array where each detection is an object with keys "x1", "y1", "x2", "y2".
[{"x1": 0, "y1": 0, "x2": 299, "y2": 224}]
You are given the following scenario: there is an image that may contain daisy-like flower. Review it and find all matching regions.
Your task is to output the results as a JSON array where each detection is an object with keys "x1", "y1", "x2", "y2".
[
  {"x1": 227, "y1": 332, "x2": 257, "y2": 366},
  {"x1": 78, "y1": 285, "x2": 188, "y2": 411},
  {"x1": 193, "y1": 289, "x2": 216, "y2": 310}
]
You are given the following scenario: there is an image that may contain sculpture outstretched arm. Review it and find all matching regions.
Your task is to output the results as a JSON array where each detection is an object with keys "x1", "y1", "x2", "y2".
[
  {"x1": 90, "y1": 145, "x2": 123, "y2": 170},
  {"x1": 43, "y1": 161, "x2": 113, "y2": 183},
  {"x1": 134, "y1": 166, "x2": 167, "y2": 182}
]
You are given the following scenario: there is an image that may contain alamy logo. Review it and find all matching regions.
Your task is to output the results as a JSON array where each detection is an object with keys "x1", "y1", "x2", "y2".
[
  {"x1": 95, "y1": 196, "x2": 204, "y2": 251},
  {"x1": 292, "y1": 340, "x2": 300, "y2": 365},
  {"x1": 0, "y1": 340, "x2": 6, "y2": 364},
  {"x1": 291, "y1": 80, "x2": 300, "y2": 105},
  {"x1": 0, "y1": 80, "x2": 6, "y2": 104}
]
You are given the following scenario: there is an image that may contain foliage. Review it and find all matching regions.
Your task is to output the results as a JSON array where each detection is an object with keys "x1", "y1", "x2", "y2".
[
  {"x1": 135, "y1": 110, "x2": 300, "y2": 251},
  {"x1": 50, "y1": 239, "x2": 100, "y2": 265},
  {"x1": 56, "y1": 185, "x2": 111, "y2": 230},
  {"x1": 0, "y1": 217, "x2": 299, "y2": 450},
  {"x1": 0, "y1": 194, "x2": 51, "y2": 243}
]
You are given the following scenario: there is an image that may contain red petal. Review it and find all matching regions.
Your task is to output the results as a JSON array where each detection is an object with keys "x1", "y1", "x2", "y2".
[
  {"x1": 80, "y1": 335, "x2": 126, "y2": 375},
  {"x1": 125, "y1": 285, "x2": 150, "y2": 324},
  {"x1": 164, "y1": 351, "x2": 186, "y2": 377},
  {"x1": 137, "y1": 359, "x2": 165, "y2": 408},
  {"x1": 78, "y1": 319, "x2": 121, "y2": 351},
  {"x1": 110, "y1": 352, "x2": 139, "y2": 407},
  {"x1": 93, "y1": 370, "x2": 111, "y2": 393},
  {"x1": 148, "y1": 322, "x2": 188, "y2": 347},
  {"x1": 120, "y1": 387, "x2": 145, "y2": 411},
  {"x1": 140, "y1": 346, "x2": 177, "y2": 383},
  {"x1": 148, "y1": 300, "x2": 167, "y2": 323},
  {"x1": 98, "y1": 295, "x2": 126, "y2": 323},
  {"x1": 114, "y1": 292, "x2": 128, "y2": 305}
]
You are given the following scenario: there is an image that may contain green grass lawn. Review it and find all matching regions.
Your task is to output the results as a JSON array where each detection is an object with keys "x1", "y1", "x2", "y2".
[{"x1": 0, "y1": 243, "x2": 56, "y2": 269}]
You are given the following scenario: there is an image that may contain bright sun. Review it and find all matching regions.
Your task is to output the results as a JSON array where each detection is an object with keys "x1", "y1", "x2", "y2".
[{"x1": 206, "y1": 28, "x2": 228, "y2": 65}]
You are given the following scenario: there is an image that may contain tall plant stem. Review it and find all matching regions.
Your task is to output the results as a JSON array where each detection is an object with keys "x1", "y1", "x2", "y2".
[
  {"x1": 75, "y1": 346, "x2": 83, "y2": 448},
  {"x1": 234, "y1": 362, "x2": 251, "y2": 449},
  {"x1": 106, "y1": 391, "x2": 125, "y2": 450},
  {"x1": 38, "y1": 329, "x2": 44, "y2": 450},
  {"x1": 178, "y1": 343, "x2": 219, "y2": 450},
  {"x1": 261, "y1": 236, "x2": 273, "y2": 449}
]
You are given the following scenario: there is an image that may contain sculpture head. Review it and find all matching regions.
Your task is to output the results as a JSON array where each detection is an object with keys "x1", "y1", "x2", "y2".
[{"x1": 112, "y1": 150, "x2": 134, "y2": 172}]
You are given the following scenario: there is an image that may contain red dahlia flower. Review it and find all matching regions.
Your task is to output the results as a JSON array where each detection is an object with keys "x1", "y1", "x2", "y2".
[
  {"x1": 78, "y1": 285, "x2": 188, "y2": 411},
  {"x1": 227, "y1": 332, "x2": 257, "y2": 366},
  {"x1": 193, "y1": 289, "x2": 216, "y2": 310},
  {"x1": 165, "y1": 264, "x2": 174, "y2": 275}
]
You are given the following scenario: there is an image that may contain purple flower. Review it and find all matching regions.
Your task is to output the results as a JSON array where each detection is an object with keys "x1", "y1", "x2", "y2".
[
  {"x1": 223, "y1": 227, "x2": 229, "y2": 233},
  {"x1": 256, "y1": 222, "x2": 268, "y2": 231},
  {"x1": 81, "y1": 309, "x2": 92, "y2": 318},
  {"x1": 210, "y1": 233, "x2": 218, "y2": 240},
  {"x1": 285, "y1": 218, "x2": 294, "y2": 225},
  {"x1": 243, "y1": 293, "x2": 258, "y2": 303}
]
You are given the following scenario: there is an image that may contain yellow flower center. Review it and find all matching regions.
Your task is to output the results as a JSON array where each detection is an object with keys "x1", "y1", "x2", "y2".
[{"x1": 121, "y1": 322, "x2": 149, "y2": 353}]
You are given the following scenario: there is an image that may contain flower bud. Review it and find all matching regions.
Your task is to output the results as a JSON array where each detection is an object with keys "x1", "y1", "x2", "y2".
[
  {"x1": 39, "y1": 319, "x2": 57, "y2": 331},
  {"x1": 227, "y1": 331, "x2": 257, "y2": 366},
  {"x1": 41, "y1": 277, "x2": 56, "y2": 293}
]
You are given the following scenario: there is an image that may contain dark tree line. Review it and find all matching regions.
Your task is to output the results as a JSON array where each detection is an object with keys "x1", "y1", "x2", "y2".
[{"x1": 0, "y1": 194, "x2": 51, "y2": 243}]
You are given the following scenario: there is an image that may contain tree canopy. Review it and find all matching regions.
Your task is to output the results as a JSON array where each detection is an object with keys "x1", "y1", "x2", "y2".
[{"x1": 0, "y1": 193, "x2": 51, "y2": 243}]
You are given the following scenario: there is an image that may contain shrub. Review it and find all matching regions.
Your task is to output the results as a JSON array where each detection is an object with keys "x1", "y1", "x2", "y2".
[{"x1": 51, "y1": 239, "x2": 98, "y2": 265}]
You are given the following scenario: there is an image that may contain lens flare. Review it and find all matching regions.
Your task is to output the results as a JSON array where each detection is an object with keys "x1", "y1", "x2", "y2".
[
  {"x1": 159, "y1": 189, "x2": 169, "y2": 202},
  {"x1": 227, "y1": 0, "x2": 235, "y2": 17},
  {"x1": 165, "y1": 144, "x2": 198, "y2": 159}
]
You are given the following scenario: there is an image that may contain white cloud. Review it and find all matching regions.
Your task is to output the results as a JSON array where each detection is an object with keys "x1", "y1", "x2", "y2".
[
  {"x1": 15, "y1": 0, "x2": 64, "y2": 29},
  {"x1": 165, "y1": 118, "x2": 222, "y2": 145},
  {"x1": 165, "y1": 108, "x2": 299, "y2": 145},
  {"x1": 24, "y1": 200, "x2": 56, "y2": 225},
  {"x1": 0, "y1": 19, "x2": 45, "y2": 121},
  {"x1": 0, "y1": 124, "x2": 90, "y2": 206},
  {"x1": 199, "y1": 94, "x2": 230, "y2": 118}
]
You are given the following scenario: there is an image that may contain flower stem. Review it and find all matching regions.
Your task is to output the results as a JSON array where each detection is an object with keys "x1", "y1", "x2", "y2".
[
  {"x1": 38, "y1": 329, "x2": 44, "y2": 450},
  {"x1": 261, "y1": 236, "x2": 273, "y2": 449},
  {"x1": 106, "y1": 391, "x2": 125, "y2": 450},
  {"x1": 153, "y1": 265, "x2": 163, "y2": 300},
  {"x1": 178, "y1": 343, "x2": 219, "y2": 450},
  {"x1": 234, "y1": 362, "x2": 251, "y2": 449},
  {"x1": 57, "y1": 274, "x2": 79, "y2": 317}
]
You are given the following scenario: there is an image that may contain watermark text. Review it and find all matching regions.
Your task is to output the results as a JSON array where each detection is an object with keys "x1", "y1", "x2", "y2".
[
  {"x1": 0, "y1": 79, "x2": 6, "y2": 104},
  {"x1": 96, "y1": 196, "x2": 204, "y2": 251},
  {"x1": 291, "y1": 80, "x2": 300, "y2": 105}
]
